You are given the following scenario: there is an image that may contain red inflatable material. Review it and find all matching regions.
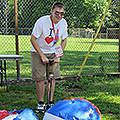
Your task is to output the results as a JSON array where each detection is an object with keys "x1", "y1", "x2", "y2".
[{"x1": 0, "y1": 110, "x2": 17, "y2": 119}]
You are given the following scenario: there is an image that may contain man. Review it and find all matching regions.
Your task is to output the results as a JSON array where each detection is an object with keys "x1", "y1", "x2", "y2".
[{"x1": 30, "y1": 2, "x2": 68, "y2": 113}]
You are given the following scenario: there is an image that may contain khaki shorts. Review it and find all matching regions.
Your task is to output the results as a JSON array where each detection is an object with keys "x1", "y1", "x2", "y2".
[{"x1": 31, "y1": 52, "x2": 60, "y2": 81}]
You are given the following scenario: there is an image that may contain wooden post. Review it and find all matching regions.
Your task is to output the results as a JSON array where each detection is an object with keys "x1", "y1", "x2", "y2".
[{"x1": 14, "y1": 0, "x2": 20, "y2": 80}]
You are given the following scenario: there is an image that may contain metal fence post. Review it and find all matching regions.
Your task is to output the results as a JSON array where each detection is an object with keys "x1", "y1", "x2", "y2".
[
  {"x1": 118, "y1": 0, "x2": 120, "y2": 72},
  {"x1": 14, "y1": 0, "x2": 20, "y2": 80}
]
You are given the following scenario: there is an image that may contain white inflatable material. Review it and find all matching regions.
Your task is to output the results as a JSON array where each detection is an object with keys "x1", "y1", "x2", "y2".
[
  {"x1": 2, "y1": 114, "x2": 18, "y2": 120},
  {"x1": 43, "y1": 113, "x2": 64, "y2": 120}
]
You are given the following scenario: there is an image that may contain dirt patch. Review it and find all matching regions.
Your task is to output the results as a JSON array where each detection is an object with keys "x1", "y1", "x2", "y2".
[
  {"x1": 3, "y1": 78, "x2": 66, "y2": 86},
  {"x1": 65, "y1": 88, "x2": 83, "y2": 93},
  {"x1": 1, "y1": 79, "x2": 34, "y2": 87}
]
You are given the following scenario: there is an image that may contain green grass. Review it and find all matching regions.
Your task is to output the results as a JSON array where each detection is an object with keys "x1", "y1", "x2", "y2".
[
  {"x1": 0, "y1": 76, "x2": 119, "y2": 119},
  {"x1": 0, "y1": 35, "x2": 119, "y2": 79}
]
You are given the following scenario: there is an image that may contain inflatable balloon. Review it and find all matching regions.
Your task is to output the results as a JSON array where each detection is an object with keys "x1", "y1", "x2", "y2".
[{"x1": 43, "y1": 98, "x2": 101, "y2": 120}]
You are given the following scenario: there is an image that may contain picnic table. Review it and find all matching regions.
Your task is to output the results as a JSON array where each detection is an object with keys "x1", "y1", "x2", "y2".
[{"x1": 0, "y1": 54, "x2": 24, "y2": 91}]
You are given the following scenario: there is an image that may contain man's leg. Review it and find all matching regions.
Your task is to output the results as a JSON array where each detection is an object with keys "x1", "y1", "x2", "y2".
[
  {"x1": 31, "y1": 52, "x2": 46, "y2": 113},
  {"x1": 36, "y1": 80, "x2": 45, "y2": 102},
  {"x1": 35, "y1": 80, "x2": 46, "y2": 113}
]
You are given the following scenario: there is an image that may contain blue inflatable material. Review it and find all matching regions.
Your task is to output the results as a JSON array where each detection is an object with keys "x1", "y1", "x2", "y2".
[
  {"x1": 44, "y1": 98, "x2": 101, "y2": 120},
  {"x1": 13, "y1": 108, "x2": 38, "y2": 120}
]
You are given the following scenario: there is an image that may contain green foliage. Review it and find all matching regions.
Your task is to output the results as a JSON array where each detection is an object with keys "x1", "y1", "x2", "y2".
[
  {"x1": 0, "y1": 0, "x2": 15, "y2": 28},
  {"x1": 105, "y1": 0, "x2": 119, "y2": 28},
  {"x1": 57, "y1": 75, "x2": 119, "y2": 91},
  {"x1": 0, "y1": 0, "x2": 118, "y2": 32}
]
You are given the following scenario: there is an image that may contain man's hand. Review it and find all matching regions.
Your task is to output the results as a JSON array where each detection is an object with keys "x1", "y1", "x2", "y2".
[
  {"x1": 41, "y1": 55, "x2": 49, "y2": 64},
  {"x1": 53, "y1": 57, "x2": 60, "y2": 63}
]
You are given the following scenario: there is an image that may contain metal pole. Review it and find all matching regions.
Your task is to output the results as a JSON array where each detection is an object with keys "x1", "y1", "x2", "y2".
[
  {"x1": 5, "y1": 0, "x2": 8, "y2": 35},
  {"x1": 14, "y1": 0, "x2": 20, "y2": 80},
  {"x1": 118, "y1": 0, "x2": 120, "y2": 72},
  {"x1": 77, "y1": 0, "x2": 112, "y2": 77}
]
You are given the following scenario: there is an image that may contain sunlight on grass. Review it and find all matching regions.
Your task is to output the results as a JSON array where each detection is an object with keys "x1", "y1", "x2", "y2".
[{"x1": 0, "y1": 35, "x2": 119, "y2": 79}]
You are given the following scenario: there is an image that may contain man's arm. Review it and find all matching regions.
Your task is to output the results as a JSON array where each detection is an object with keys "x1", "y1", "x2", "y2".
[
  {"x1": 61, "y1": 38, "x2": 67, "y2": 51},
  {"x1": 30, "y1": 34, "x2": 49, "y2": 63}
]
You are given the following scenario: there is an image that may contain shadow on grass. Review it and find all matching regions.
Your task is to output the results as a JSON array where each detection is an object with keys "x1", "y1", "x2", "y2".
[
  {"x1": 0, "y1": 77, "x2": 119, "y2": 119},
  {"x1": 81, "y1": 41, "x2": 118, "y2": 46},
  {"x1": 78, "y1": 78, "x2": 119, "y2": 118},
  {"x1": 89, "y1": 83, "x2": 120, "y2": 117}
]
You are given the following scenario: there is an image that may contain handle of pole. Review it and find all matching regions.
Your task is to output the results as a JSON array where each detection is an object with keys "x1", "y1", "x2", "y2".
[{"x1": 49, "y1": 59, "x2": 54, "y2": 66}]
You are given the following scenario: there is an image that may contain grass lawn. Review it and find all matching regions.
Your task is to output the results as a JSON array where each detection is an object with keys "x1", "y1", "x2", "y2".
[
  {"x1": 0, "y1": 35, "x2": 119, "y2": 79},
  {"x1": 0, "y1": 35, "x2": 119, "y2": 119},
  {"x1": 0, "y1": 76, "x2": 119, "y2": 119}
]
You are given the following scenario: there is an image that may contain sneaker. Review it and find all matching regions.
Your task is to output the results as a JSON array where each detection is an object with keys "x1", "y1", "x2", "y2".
[
  {"x1": 35, "y1": 103, "x2": 45, "y2": 113},
  {"x1": 49, "y1": 103, "x2": 54, "y2": 107},
  {"x1": 46, "y1": 101, "x2": 54, "y2": 110}
]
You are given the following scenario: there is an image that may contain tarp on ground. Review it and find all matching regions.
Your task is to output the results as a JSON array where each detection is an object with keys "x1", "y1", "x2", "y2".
[{"x1": 43, "y1": 98, "x2": 101, "y2": 120}]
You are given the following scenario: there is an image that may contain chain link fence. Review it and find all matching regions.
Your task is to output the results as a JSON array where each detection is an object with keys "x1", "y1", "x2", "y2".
[{"x1": 0, "y1": 0, "x2": 119, "y2": 80}]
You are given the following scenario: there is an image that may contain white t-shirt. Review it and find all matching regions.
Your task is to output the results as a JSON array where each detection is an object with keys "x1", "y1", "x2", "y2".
[{"x1": 31, "y1": 15, "x2": 68, "y2": 53}]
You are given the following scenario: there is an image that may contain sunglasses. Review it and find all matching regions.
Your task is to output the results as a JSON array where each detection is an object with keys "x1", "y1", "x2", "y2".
[{"x1": 55, "y1": 11, "x2": 65, "y2": 16}]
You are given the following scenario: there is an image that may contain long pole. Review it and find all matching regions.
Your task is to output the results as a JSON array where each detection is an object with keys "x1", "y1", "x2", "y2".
[
  {"x1": 77, "y1": 0, "x2": 112, "y2": 77},
  {"x1": 14, "y1": 0, "x2": 20, "y2": 80}
]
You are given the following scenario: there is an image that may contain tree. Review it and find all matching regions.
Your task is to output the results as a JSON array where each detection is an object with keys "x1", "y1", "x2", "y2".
[
  {"x1": 0, "y1": 0, "x2": 14, "y2": 34},
  {"x1": 105, "y1": 0, "x2": 119, "y2": 28},
  {"x1": 0, "y1": 0, "x2": 118, "y2": 34},
  {"x1": 62, "y1": 0, "x2": 109, "y2": 31}
]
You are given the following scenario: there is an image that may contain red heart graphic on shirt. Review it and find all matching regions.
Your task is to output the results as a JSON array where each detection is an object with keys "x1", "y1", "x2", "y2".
[{"x1": 45, "y1": 36, "x2": 54, "y2": 44}]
